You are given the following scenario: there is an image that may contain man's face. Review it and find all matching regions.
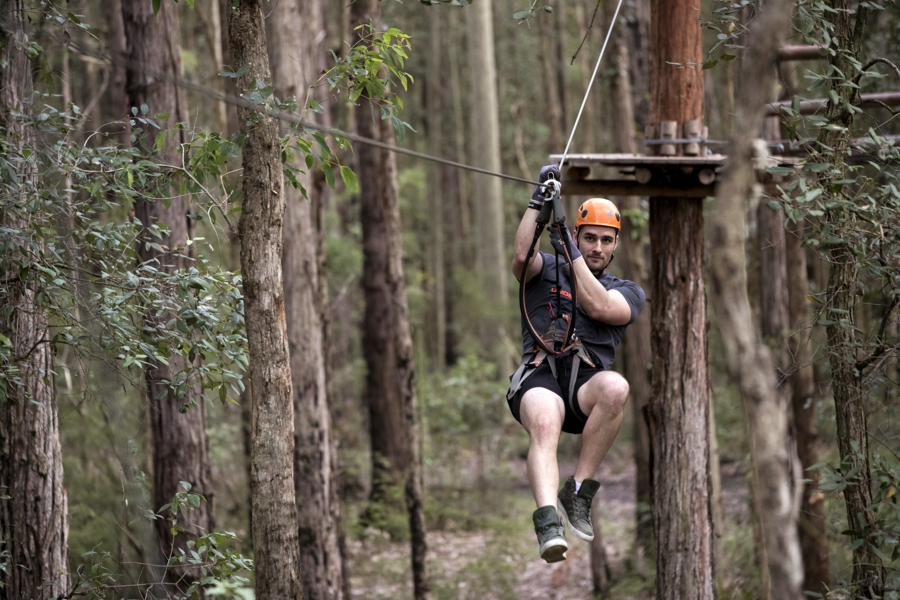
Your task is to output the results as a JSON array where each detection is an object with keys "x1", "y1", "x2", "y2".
[{"x1": 576, "y1": 224, "x2": 619, "y2": 274}]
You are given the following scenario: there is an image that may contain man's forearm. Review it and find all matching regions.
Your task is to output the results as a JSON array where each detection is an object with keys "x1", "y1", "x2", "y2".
[{"x1": 514, "y1": 205, "x2": 541, "y2": 263}]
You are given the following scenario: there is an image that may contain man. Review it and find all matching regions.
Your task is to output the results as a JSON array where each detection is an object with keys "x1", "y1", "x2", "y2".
[{"x1": 508, "y1": 165, "x2": 645, "y2": 563}]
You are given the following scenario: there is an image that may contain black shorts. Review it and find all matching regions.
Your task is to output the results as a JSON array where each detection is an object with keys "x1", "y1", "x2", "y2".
[{"x1": 507, "y1": 354, "x2": 605, "y2": 435}]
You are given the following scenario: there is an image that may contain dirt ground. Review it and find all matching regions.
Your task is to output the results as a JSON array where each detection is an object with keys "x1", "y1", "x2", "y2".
[{"x1": 347, "y1": 451, "x2": 750, "y2": 600}]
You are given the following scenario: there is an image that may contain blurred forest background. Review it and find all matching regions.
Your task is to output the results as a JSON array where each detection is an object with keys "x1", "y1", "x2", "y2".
[{"x1": 2, "y1": 0, "x2": 900, "y2": 599}]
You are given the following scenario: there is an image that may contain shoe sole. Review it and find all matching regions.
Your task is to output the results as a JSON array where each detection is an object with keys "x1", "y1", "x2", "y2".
[
  {"x1": 539, "y1": 538, "x2": 568, "y2": 563},
  {"x1": 558, "y1": 500, "x2": 595, "y2": 543}
]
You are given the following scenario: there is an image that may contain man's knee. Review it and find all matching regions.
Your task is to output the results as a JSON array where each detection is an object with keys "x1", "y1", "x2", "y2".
[
  {"x1": 580, "y1": 371, "x2": 629, "y2": 416},
  {"x1": 520, "y1": 389, "x2": 564, "y2": 442}
]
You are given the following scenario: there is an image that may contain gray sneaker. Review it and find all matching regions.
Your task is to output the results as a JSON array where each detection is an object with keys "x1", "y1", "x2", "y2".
[
  {"x1": 532, "y1": 505, "x2": 568, "y2": 563},
  {"x1": 557, "y1": 476, "x2": 601, "y2": 542}
]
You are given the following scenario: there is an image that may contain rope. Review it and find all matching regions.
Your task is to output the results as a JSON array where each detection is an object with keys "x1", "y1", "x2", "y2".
[
  {"x1": 33, "y1": 24, "x2": 552, "y2": 189},
  {"x1": 557, "y1": 0, "x2": 625, "y2": 171}
]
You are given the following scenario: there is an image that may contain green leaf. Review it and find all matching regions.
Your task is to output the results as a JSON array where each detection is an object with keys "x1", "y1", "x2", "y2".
[
  {"x1": 513, "y1": 10, "x2": 531, "y2": 19},
  {"x1": 152, "y1": 0, "x2": 161, "y2": 16},
  {"x1": 543, "y1": 6, "x2": 553, "y2": 12},
  {"x1": 219, "y1": 384, "x2": 227, "y2": 403},
  {"x1": 181, "y1": 481, "x2": 192, "y2": 491},
  {"x1": 340, "y1": 166, "x2": 359, "y2": 193},
  {"x1": 322, "y1": 162, "x2": 335, "y2": 190},
  {"x1": 802, "y1": 163, "x2": 831, "y2": 173},
  {"x1": 721, "y1": 54, "x2": 736, "y2": 61},
  {"x1": 155, "y1": 130, "x2": 167, "y2": 152},
  {"x1": 703, "y1": 60, "x2": 718, "y2": 70}
]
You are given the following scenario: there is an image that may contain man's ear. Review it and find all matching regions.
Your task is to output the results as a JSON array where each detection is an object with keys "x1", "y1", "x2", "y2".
[{"x1": 614, "y1": 233, "x2": 620, "y2": 251}]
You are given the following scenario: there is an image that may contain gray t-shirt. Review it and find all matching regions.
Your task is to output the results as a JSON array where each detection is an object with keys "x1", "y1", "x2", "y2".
[{"x1": 520, "y1": 251, "x2": 645, "y2": 370}]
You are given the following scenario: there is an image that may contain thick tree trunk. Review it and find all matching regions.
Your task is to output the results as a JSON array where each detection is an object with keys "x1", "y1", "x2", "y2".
[
  {"x1": 0, "y1": 3, "x2": 70, "y2": 597},
  {"x1": 121, "y1": 3, "x2": 214, "y2": 588},
  {"x1": 227, "y1": 1, "x2": 302, "y2": 598},
  {"x1": 648, "y1": 199, "x2": 716, "y2": 600},
  {"x1": 786, "y1": 220, "x2": 830, "y2": 594},
  {"x1": 352, "y1": 3, "x2": 430, "y2": 598},
  {"x1": 647, "y1": 1, "x2": 715, "y2": 598},
  {"x1": 590, "y1": 500, "x2": 611, "y2": 595},
  {"x1": 266, "y1": 2, "x2": 345, "y2": 597},
  {"x1": 466, "y1": 0, "x2": 510, "y2": 367},
  {"x1": 708, "y1": 2, "x2": 803, "y2": 599}
]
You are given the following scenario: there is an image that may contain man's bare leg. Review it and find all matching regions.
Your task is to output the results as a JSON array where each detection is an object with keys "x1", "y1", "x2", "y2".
[
  {"x1": 519, "y1": 387, "x2": 566, "y2": 507},
  {"x1": 573, "y1": 371, "x2": 630, "y2": 482}
]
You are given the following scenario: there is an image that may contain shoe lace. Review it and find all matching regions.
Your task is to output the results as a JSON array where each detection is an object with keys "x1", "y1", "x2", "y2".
[{"x1": 573, "y1": 494, "x2": 591, "y2": 524}]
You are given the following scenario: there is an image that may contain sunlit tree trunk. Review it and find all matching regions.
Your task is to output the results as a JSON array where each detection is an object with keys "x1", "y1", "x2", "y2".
[
  {"x1": 227, "y1": 1, "x2": 302, "y2": 597},
  {"x1": 266, "y1": 1, "x2": 345, "y2": 597},
  {"x1": 121, "y1": 3, "x2": 214, "y2": 590},
  {"x1": 466, "y1": 0, "x2": 510, "y2": 369},
  {"x1": 0, "y1": 6, "x2": 69, "y2": 597}
]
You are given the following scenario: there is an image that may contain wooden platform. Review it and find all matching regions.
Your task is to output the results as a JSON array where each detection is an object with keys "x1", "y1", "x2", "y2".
[{"x1": 549, "y1": 153, "x2": 799, "y2": 198}]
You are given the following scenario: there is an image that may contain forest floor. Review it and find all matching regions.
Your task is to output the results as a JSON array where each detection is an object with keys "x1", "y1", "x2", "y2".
[{"x1": 346, "y1": 449, "x2": 751, "y2": 600}]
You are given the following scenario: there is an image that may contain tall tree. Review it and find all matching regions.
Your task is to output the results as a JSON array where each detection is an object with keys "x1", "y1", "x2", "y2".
[
  {"x1": 100, "y1": 0, "x2": 129, "y2": 146},
  {"x1": 352, "y1": 3, "x2": 430, "y2": 598},
  {"x1": 605, "y1": 0, "x2": 653, "y2": 562},
  {"x1": 426, "y1": 8, "x2": 446, "y2": 370},
  {"x1": 227, "y1": 0, "x2": 302, "y2": 597},
  {"x1": 121, "y1": 1, "x2": 214, "y2": 586},
  {"x1": 708, "y1": 0, "x2": 804, "y2": 597},
  {"x1": 0, "y1": 5, "x2": 70, "y2": 597},
  {"x1": 816, "y1": 0, "x2": 882, "y2": 593},
  {"x1": 266, "y1": 1, "x2": 345, "y2": 597},
  {"x1": 646, "y1": 0, "x2": 716, "y2": 597},
  {"x1": 786, "y1": 218, "x2": 830, "y2": 594},
  {"x1": 466, "y1": 0, "x2": 509, "y2": 368}
]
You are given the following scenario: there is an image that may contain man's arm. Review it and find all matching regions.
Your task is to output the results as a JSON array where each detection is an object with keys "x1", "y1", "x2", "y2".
[
  {"x1": 512, "y1": 205, "x2": 544, "y2": 283},
  {"x1": 570, "y1": 257, "x2": 633, "y2": 325},
  {"x1": 512, "y1": 165, "x2": 560, "y2": 282}
]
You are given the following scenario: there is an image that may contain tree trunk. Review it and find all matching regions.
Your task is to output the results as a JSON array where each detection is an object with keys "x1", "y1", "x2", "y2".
[
  {"x1": 121, "y1": 3, "x2": 215, "y2": 588},
  {"x1": 227, "y1": 1, "x2": 302, "y2": 598},
  {"x1": 786, "y1": 220, "x2": 830, "y2": 594},
  {"x1": 647, "y1": 0, "x2": 715, "y2": 597},
  {"x1": 266, "y1": 1, "x2": 346, "y2": 597},
  {"x1": 590, "y1": 499, "x2": 611, "y2": 595},
  {"x1": 0, "y1": 7, "x2": 69, "y2": 598},
  {"x1": 101, "y1": 0, "x2": 129, "y2": 147},
  {"x1": 426, "y1": 10, "x2": 446, "y2": 370},
  {"x1": 352, "y1": 3, "x2": 430, "y2": 599},
  {"x1": 606, "y1": 7, "x2": 654, "y2": 562},
  {"x1": 814, "y1": 0, "x2": 881, "y2": 594},
  {"x1": 0, "y1": 8, "x2": 69, "y2": 598},
  {"x1": 466, "y1": 0, "x2": 510, "y2": 368},
  {"x1": 708, "y1": 2, "x2": 804, "y2": 598}
]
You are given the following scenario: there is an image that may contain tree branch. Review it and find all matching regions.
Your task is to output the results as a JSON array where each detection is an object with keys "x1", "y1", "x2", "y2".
[
  {"x1": 856, "y1": 293, "x2": 900, "y2": 372},
  {"x1": 570, "y1": 0, "x2": 601, "y2": 65}
]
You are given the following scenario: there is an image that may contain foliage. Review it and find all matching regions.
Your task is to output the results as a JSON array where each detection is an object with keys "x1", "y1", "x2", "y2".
[
  {"x1": 69, "y1": 487, "x2": 253, "y2": 600},
  {"x1": 0, "y1": 96, "x2": 248, "y2": 409}
]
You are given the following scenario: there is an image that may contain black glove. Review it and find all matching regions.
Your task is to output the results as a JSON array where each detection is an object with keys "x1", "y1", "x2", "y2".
[
  {"x1": 549, "y1": 224, "x2": 581, "y2": 261},
  {"x1": 531, "y1": 164, "x2": 560, "y2": 206}
]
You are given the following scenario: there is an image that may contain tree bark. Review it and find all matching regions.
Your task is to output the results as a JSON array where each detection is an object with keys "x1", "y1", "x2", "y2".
[
  {"x1": 606, "y1": 7, "x2": 653, "y2": 562},
  {"x1": 0, "y1": 8, "x2": 70, "y2": 598},
  {"x1": 647, "y1": 0, "x2": 715, "y2": 598},
  {"x1": 121, "y1": 2, "x2": 215, "y2": 588},
  {"x1": 426, "y1": 9, "x2": 446, "y2": 370},
  {"x1": 466, "y1": 0, "x2": 510, "y2": 368},
  {"x1": 227, "y1": 1, "x2": 302, "y2": 598},
  {"x1": 266, "y1": 1, "x2": 346, "y2": 597},
  {"x1": 708, "y1": 2, "x2": 804, "y2": 598},
  {"x1": 352, "y1": 3, "x2": 430, "y2": 598},
  {"x1": 101, "y1": 0, "x2": 129, "y2": 147},
  {"x1": 786, "y1": 220, "x2": 830, "y2": 594},
  {"x1": 814, "y1": 0, "x2": 881, "y2": 594}
]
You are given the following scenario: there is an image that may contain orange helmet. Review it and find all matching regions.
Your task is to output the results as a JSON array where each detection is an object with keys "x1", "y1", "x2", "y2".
[{"x1": 575, "y1": 198, "x2": 621, "y2": 235}]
